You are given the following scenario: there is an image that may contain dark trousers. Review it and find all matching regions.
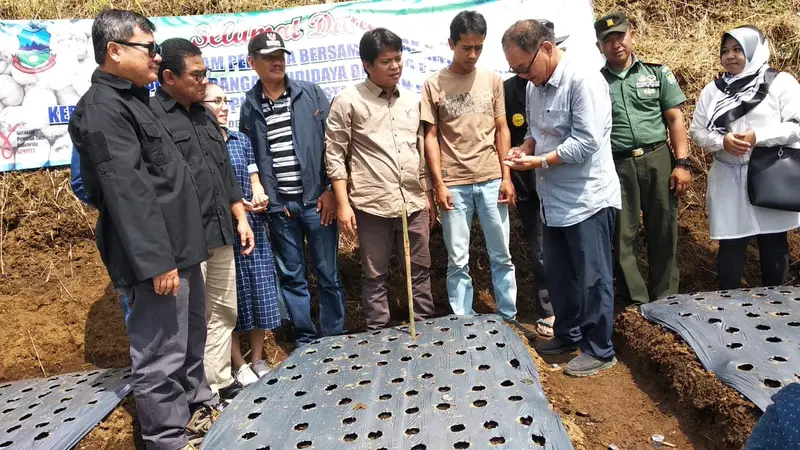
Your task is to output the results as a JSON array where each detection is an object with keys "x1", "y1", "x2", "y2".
[
  {"x1": 613, "y1": 143, "x2": 679, "y2": 305},
  {"x1": 543, "y1": 207, "x2": 617, "y2": 360},
  {"x1": 354, "y1": 208, "x2": 436, "y2": 329},
  {"x1": 269, "y1": 201, "x2": 346, "y2": 346},
  {"x1": 120, "y1": 264, "x2": 215, "y2": 450},
  {"x1": 718, "y1": 232, "x2": 789, "y2": 289},
  {"x1": 516, "y1": 192, "x2": 554, "y2": 319}
]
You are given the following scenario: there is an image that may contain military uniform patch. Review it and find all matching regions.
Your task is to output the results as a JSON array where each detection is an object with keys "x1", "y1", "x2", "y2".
[
  {"x1": 666, "y1": 72, "x2": 677, "y2": 85},
  {"x1": 635, "y1": 80, "x2": 660, "y2": 88},
  {"x1": 635, "y1": 72, "x2": 659, "y2": 97}
]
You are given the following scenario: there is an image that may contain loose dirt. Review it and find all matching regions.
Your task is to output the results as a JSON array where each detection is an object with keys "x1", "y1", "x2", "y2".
[{"x1": 615, "y1": 311, "x2": 761, "y2": 448}]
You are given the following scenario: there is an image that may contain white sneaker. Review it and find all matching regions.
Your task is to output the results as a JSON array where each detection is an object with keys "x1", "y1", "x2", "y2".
[
  {"x1": 235, "y1": 364, "x2": 259, "y2": 387},
  {"x1": 251, "y1": 360, "x2": 271, "y2": 378}
]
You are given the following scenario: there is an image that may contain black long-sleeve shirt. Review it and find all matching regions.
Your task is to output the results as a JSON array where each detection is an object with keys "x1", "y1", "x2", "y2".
[
  {"x1": 504, "y1": 75, "x2": 537, "y2": 203},
  {"x1": 151, "y1": 89, "x2": 243, "y2": 251},
  {"x1": 68, "y1": 70, "x2": 209, "y2": 287}
]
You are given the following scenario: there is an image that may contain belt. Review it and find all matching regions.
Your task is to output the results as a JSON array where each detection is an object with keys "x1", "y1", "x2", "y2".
[
  {"x1": 713, "y1": 153, "x2": 748, "y2": 184},
  {"x1": 612, "y1": 141, "x2": 667, "y2": 160}
]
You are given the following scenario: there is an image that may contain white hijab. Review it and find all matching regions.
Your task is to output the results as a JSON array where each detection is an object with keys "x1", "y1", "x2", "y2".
[{"x1": 706, "y1": 26, "x2": 772, "y2": 132}]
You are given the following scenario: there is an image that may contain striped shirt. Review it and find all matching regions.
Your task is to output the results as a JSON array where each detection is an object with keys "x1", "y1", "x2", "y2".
[{"x1": 261, "y1": 90, "x2": 303, "y2": 197}]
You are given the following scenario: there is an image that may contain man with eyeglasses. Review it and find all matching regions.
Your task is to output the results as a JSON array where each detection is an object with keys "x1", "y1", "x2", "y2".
[
  {"x1": 502, "y1": 20, "x2": 621, "y2": 377},
  {"x1": 503, "y1": 19, "x2": 568, "y2": 339},
  {"x1": 239, "y1": 32, "x2": 346, "y2": 347},
  {"x1": 151, "y1": 37, "x2": 256, "y2": 406},
  {"x1": 68, "y1": 10, "x2": 216, "y2": 450}
]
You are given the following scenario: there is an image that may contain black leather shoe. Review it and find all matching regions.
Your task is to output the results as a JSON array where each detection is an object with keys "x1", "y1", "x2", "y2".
[{"x1": 218, "y1": 380, "x2": 244, "y2": 402}]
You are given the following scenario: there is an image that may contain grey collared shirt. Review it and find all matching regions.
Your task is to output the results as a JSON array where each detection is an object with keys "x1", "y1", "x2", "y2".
[{"x1": 523, "y1": 54, "x2": 621, "y2": 227}]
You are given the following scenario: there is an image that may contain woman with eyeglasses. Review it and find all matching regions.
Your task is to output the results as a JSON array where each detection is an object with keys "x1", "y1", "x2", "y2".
[
  {"x1": 203, "y1": 82, "x2": 282, "y2": 386},
  {"x1": 690, "y1": 25, "x2": 800, "y2": 289}
]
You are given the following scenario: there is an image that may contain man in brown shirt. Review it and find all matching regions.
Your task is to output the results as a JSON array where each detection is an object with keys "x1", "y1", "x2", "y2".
[
  {"x1": 421, "y1": 10, "x2": 517, "y2": 320},
  {"x1": 326, "y1": 28, "x2": 436, "y2": 329}
]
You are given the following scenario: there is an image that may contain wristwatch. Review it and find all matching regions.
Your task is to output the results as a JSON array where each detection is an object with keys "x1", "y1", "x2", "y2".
[
  {"x1": 675, "y1": 158, "x2": 692, "y2": 170},
  {"x1": 540, "y1": 155, "x2": 549, "y2": 169}
]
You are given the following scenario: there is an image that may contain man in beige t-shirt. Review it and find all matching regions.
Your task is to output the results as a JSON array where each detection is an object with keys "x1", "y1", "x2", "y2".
[{"x1": 421, "y1": 10, "x2": 517, "y2": 321}]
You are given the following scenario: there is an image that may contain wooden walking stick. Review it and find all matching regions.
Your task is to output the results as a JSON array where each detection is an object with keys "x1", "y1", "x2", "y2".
[{"x1": 401, "y1": 203, "x2": 416, "y2": 339}]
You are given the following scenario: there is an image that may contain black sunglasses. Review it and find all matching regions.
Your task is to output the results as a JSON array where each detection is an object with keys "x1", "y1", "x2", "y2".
[{"x1": 112, "y1": 40, "x2": 162, "y2": 58}]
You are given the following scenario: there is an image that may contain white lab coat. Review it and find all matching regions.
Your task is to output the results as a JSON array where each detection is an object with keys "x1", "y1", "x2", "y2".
[{"x1": 690, "y1": 71, "x2": 800, "y2": 240}]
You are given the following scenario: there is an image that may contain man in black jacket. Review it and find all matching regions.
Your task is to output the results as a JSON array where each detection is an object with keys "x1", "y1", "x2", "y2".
[
  {"x1": 68, "y1": 10, "x2": 216, "y2": 450},
  {"x1": 151, "y1": 38, "x2": 255, "y2": 404}
]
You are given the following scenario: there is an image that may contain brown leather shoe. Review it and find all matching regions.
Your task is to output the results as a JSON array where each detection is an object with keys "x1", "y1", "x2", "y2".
[{"x1": 185, "y1": 404, "x2": 221, "y2": 443}]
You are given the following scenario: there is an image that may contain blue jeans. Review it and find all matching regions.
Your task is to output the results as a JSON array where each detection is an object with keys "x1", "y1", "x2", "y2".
[
  {"x1": 543, "y1": 207, "x2": 617, "y2": 360},
  {"x1": 120, "y1": 295, "x2": 131, "y2": 327},
  {"x1": 269, "y1": 201, "x2": 345, "y2": 345},
  {"x1": 440, "y1": 178, "x2": 517, "y2": 319}
]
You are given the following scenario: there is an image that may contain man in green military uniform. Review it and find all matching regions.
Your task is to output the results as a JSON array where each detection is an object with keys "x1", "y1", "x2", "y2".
[{"x1": 594, "y1": 12, "x2": 692, "y2": 306}]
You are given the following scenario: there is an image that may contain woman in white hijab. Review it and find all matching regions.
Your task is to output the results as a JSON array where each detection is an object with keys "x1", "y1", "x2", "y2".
[{"x1": 690, "y1": 25, "x2": 800, "y2": 290}]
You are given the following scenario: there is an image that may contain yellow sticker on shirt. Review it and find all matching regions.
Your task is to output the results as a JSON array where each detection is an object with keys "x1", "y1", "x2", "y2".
[{"x1": 512, "y1": 113, "x2": 525, "y2": 127}]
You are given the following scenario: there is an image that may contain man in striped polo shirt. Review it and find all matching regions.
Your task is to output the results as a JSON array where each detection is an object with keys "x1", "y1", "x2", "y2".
[
  {"x1": 240, "y1": 32, "x2": 346, "y2": 347},
  {"x1": 263, "y1": 81, "x2": 303, "y2": 197}
]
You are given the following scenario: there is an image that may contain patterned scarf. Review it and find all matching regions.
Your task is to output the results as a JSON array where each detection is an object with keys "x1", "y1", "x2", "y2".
[{"x1": 706, "y1": 26, "x2": 774, "y2": 133}]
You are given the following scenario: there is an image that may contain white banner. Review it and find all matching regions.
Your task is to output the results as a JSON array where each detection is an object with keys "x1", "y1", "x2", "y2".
[{"x1": 0, "y1": 0, "x2": 600, "y2": 172}]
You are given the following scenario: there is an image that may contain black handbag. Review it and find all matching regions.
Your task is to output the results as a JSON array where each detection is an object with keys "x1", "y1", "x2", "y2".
[{"x1": 747, "y1": 146, "x2": 800, "y2": 211}]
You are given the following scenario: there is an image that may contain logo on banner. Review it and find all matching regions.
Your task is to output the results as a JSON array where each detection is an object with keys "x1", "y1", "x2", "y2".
[
  {"x1": 12, "y1": 25, "x2": 57, "y2": 74},
  {"x1": 512, "y1": 113, "x2": 525, "y2": 127},
  {"x1": 0, "y1": 122, "x2": 24, "y2": 160}
]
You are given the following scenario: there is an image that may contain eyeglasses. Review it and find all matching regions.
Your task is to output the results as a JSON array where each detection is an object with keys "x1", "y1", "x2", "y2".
[
  {"x1": 112, "y1": 40, "x2": 161, "y2": 58},
  {"x1": 203, "y1": 98, "x2": 229, "y2": 106},
  {"x1": 509, "y1": 42, "x2": 543, "y2": 75},
  {"x1": 189, "y1": 69, "x2": 209, "y2": 82}
]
